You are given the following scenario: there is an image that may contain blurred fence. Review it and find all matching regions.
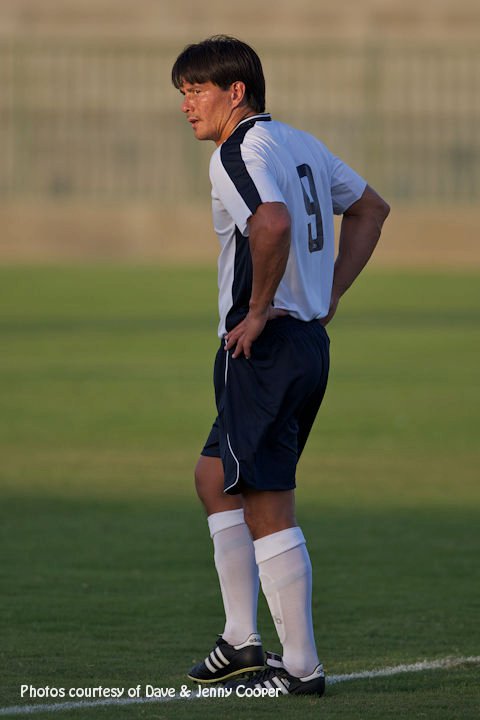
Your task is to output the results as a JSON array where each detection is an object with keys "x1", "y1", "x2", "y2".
[{"x1": 0, "y1": 38, "x2": 479, "y2": 204}]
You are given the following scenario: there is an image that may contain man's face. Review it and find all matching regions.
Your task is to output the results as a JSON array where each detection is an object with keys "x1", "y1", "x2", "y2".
[{"x1": 180, "y1": 80, "x2": 236, "y2": 145}]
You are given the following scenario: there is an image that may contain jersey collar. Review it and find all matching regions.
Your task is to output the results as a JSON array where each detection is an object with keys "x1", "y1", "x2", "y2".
[{"x1": 234, "y1": 113, "x2": 272, "y2": 131}]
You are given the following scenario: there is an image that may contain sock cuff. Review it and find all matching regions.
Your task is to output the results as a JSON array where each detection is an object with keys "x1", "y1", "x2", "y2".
[
  {"x1": 254, "y1": 526, "x2": 306, "y2": 565},
  {"x1": 207, "y1": 509, "x2": 245, "y2": 538}
]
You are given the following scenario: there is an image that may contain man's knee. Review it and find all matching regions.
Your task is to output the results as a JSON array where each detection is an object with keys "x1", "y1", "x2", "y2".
[{"x1": 242, "y1": 489, "x2": 296, "y2": 540}]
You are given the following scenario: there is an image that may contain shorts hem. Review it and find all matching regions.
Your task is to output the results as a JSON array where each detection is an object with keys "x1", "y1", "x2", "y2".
[
  {"x1": 224, "y1": 479, "x2": 297, "y2": 495},
  {"x1": 201, "y1": 447, "x2": 221, "y2": 458}
]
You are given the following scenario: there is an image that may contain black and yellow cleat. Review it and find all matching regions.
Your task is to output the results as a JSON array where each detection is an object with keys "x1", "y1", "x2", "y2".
[{"x1": 188, "y1": 634, "x2": 264, "y2": 684}]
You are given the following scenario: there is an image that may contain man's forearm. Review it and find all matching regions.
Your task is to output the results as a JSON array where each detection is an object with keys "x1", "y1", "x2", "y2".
[
  {"x1": 331, "y1": 186, "x2": 390, "y2": 311},
  {"x1": 333, "y1": 213, "x2": 382, "y2": 299},
  {"x1": 248, "y1": 202, "x2": 291, "y2": 317},
  {"x1": 224, "y1": 202, "x2": 291, "y2": 359}
]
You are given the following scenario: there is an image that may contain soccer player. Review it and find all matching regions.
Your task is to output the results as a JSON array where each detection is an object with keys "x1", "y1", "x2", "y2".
[{"x1": 171, "y1": 36, "x2": 390, "y2": 697}]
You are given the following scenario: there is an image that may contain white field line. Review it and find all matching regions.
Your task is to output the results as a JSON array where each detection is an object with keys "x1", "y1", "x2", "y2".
[
  {"x1": 0, "y1": 655, "x2": 479, "y2": 717},
  {"x1": 326, "y1": 655, "x2": 480, "y2": 684}
]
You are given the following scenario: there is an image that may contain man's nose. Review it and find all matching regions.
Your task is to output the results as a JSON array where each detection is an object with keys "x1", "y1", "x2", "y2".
[{"x1": 181, "y1": 96, "x2": 191, "y2": 113}]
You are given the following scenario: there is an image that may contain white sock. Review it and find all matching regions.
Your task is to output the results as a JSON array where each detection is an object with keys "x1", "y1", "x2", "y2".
[
  {"x1": 208, "y1": 509, "x2": 259, "y2": 646},
  {"x1": 254, "y1": 526, "x2": 319, "y2": 678}
]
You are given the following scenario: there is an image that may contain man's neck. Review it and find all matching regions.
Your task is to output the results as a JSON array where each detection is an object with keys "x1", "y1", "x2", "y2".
[{"x1": 215, "y1": 108, "x2": 258, "y2": 146}]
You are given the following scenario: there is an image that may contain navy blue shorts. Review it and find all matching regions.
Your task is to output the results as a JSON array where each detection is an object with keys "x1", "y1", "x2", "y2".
[{"x1": 201, "y1": 316, "x2": 330, "y2": 495}]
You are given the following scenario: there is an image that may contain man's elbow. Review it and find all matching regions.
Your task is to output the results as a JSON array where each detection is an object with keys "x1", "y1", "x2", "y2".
[
  {"x1": 362, "y1": 186, "x2": 390, "y2": 228},
  {"x1": 369, "y1": 187, "x2": 390, "y2": 224},
  {"x1": 273, "y1": 209, "x2": 292, "y2": 242},
  {"x1": 378, "y1": 196, "x2": 391, "y2": 223}
]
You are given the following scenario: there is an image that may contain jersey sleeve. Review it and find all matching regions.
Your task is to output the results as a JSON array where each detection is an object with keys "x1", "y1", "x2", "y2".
[
  {"x1": 330, "y1": 155, "x2": 367, "y2": 215},
  {"x1": 209, "y1": 144, "x2": 286, "y2": 236}
]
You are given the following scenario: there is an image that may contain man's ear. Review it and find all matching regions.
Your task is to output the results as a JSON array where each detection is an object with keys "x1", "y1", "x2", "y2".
[{"x1": 230, "y1": 81, "x2": 247, "y2": 108}]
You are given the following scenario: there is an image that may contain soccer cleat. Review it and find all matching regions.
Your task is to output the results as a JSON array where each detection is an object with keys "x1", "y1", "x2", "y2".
[
  {"x1": 188, "y1": 634, "x2": 264, "y2": 683},
  {"x1": 225, "y1": 651, "x2": 325, "y2": 696}
]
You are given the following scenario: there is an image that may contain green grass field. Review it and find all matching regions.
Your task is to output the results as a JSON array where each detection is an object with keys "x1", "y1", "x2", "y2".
[{"x1": 0, "y1": 266, "x2": 479, "y2": 719}]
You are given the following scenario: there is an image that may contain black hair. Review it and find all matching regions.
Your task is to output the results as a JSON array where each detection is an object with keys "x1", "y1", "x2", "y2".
[{"x1": 171, "y1": 35, "x2": 265, "y2": 113}]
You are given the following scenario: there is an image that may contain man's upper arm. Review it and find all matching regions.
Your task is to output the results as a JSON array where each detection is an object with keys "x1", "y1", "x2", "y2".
[
  {"x1": 330, "y1": 155, "x2": 367, "y2": 215},
  {"x1": 247, "y1": 201, "x2": 291, "y2": 239},
  {"x1": 210, "y1": 146, "x2": 285, "y2": 235}
]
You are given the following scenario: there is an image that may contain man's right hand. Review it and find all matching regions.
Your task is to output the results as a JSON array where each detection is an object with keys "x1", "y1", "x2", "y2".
[{"x1": 224, "y1": 306, "x2": 288, "y2": 360}]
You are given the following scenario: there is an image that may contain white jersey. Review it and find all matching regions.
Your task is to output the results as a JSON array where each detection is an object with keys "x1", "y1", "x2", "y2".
[{"x1": 209, "y1": 113, "x2": 366, "y2": 337}]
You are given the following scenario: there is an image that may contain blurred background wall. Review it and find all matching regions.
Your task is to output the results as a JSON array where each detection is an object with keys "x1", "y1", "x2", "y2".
[{"x1": 0, "y1": 0, "x2": 479, "y2": 265}]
